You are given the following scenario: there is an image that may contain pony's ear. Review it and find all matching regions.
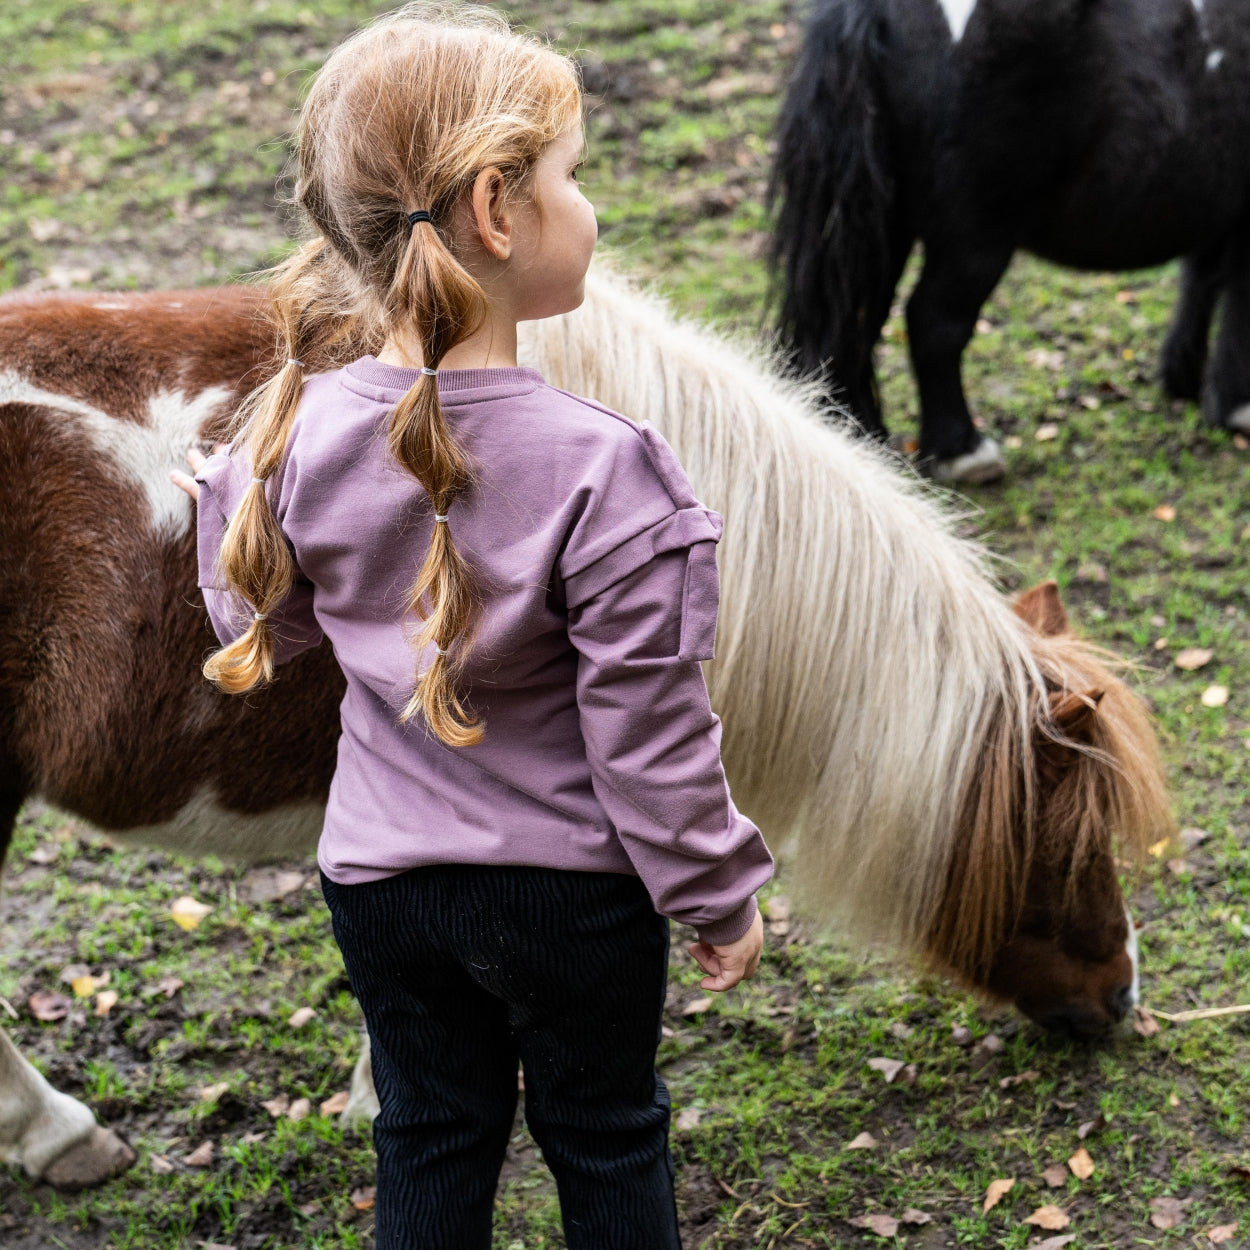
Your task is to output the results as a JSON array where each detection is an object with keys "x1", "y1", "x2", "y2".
[
  {"x1": 1013, "y1": 579, "x2": 1069, "y2": 636},
  {"x1": 1049, "y1": 688, "x2": 1105, "y2": 743}
]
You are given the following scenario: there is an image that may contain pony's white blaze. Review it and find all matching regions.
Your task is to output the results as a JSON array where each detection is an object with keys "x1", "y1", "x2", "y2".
[
  {"x1": 100, "y1": 788, "x2": 324, "y2": 862},
  {"x1": 936, "y1": 0, "x2": 978, "y2": 42},
  {"x1": 0, "y1": 371, "x2": 229, "y2": 537}
]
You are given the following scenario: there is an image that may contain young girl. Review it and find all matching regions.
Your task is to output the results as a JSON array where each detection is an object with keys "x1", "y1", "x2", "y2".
[{"x1": 172, "y1": 6, "x2": 772, "y2": 1247}]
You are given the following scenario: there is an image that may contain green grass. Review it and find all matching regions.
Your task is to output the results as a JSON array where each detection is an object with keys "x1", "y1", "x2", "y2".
[{"x1": 1, "y1": 1, "x2": 1249, "y2": 1247}]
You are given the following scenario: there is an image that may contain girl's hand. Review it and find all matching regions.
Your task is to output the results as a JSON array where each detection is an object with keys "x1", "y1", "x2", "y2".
[
  {"x1": 170, "y1": 444, "x2": 226, "y2": 501},
  {"x1": 688, "y1": 908, "x2": 764, "y2": 992}
]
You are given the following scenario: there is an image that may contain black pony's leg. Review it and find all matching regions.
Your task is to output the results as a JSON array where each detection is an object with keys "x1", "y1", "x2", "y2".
[
  {"x1": 1161, "y1": 247, "x2": 1225, "y2": 402},
  {"x1": 1203, "y1": 233, "x2": 1250, "y2": 432},
  {"x1": 830, "y1": 234, "x2": 913, "y2": 440},
  {"x1": 906, "y1": 239, "x2": 1013, "y2": 472}
]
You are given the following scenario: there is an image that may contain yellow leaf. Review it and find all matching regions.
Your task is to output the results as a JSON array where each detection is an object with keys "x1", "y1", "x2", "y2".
[
  {"x1": 70, "y1": 975, "x2": 97, "y2": 998},
  {"x1": 1068, "y1": 1147, "x2": 1094, "y2": 1180},
  {"x1": 170, "y1": 895, "x2": 213, "y2": 931},
  {"x1": 983, "y1": 1178, "x2": 1015, "y2": 1214},
  {"x1": 1148, "y1": 838, "x2": 1171, "y2": 859}
]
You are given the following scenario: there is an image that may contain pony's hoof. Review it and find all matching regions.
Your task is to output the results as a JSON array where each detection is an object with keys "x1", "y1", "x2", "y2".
[
  {"x1": 1228, "y1": 404, "x2": 1250, "y2": 434},
  {"x1": 929, "y1": 437, "x2": 1007, "y2": 484},
  {"x1": 42, "y1": 1127, "x2": 135, "y2": 1190}
]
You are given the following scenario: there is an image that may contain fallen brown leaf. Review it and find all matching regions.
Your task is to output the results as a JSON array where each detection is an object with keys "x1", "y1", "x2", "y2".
[
  {"x1": 1179, "y1": 826, "x2": 1210, "y2": 849},
  {"x1": 261, "y1": 1094, "x2": 290, "y2": 1118},
  {"x1": 185, "y1": 1140, "x2": 214, "y2": 1167},
  {"x1": 94, "y1": 990, "x2": 118, "y2": 1018},
  {"x1": 154, "y1": 975, "x2": 184, "y2": 999},
  {"x1": 1035, "y1": 423, "x2": 1060, "y2": 442},
  {"x1": 1208, "y1": 1224, "x2": 1238, "y2": 1244},
  {"x1": 287, "y1": 1098, "x2": 311, "y2": 1122},
  {"x1": 1153, "y1": 503, "x2": 1176, "y2": 522},
  {"x1": 1077, "y1": 1116, "x2": 1106, "y2": 1139},
  {"x1": 28, "y1": 990, "x2": 70, "y2": 1022},
  {"x1": 951, "y1": 1024, "x2": 974, "y2": 1047},
  {"x1": 149, "y1": 1154, "x2": 174, "y2": 1174},
  {"x1": 983, "y1": 1177, "x2": 1015, "y2": 1214},
  {"x1": 287, "y1": 1006, "x2": 316, "y2": 1028},
  {"x1": 675, "y1": 1107, "x2": 701, "y2": 1131},
  {"x1": 351, "y1": 1186, "x2": 376, "y2": 1211},
  {"x1": 198, "y1": 1083, "x2": 229, "y2": 1104},
  {"x1": 900, "y1": 1209, "x2": 931, "y2": 1226},
  {"x1": 845, "y1": 1131, "x2": 877, "y2": 1150},
  {"x1": 1201, "y1": 685, "x2": 1230, "y2": 708},
  {"x1": 1133, "y1": 1006, "x2": 1160, "y2": 1038},
  {"x1": 682, "y1": 996, "x2": 713, "y2": 1017},
  {"x1": 1175, "y1": 648, "x2": 1214, "y2": 671},
  {"x1": 1042, "y1": 1163, "x2": 1068, "y2": 1188},
  {"x1": 849, "y1": 1213, "x2": 899, "y2": 1238},
  {"x1": 1031, "y1": 1237, "x2": 1076, "y2": 1250},
  {"x1": 1024, "y1": 1205, "x2": 1070, "y2": 1231},
  {"x1": 866, "y1": 1057, "x2": 906, "y2": 1083},
  {"x1": 319, "y1": 1091, "x2": 350, "y2": 1117},
  {"x1": 1067, "y1": 1147, "x2": 1094, "y2": 1180},
  {"x1": 999, "y1": 1070, "x2": 1039, "y2": 1089},
  {"x1": 1149, "y1": 1196, "x2": 1185, "y2": 1230}
]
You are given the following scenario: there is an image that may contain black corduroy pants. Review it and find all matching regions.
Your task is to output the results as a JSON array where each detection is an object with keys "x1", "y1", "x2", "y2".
[{"x1": 320, "y1": 864, "x2": 683, "y2": 1250}]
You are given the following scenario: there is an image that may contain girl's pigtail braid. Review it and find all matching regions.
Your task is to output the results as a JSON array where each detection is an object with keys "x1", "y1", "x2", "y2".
[
  {"x1": 202, "y1": 244, "x2": 321, "y2": 693},
  {"x1": 388, "y1": 216, "x2": 489, "y2": 746}
]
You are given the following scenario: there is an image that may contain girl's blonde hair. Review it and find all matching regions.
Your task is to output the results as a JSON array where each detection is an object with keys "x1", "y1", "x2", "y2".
[{"x1": 203, "y1": 4, "x2": 582, "y2": 746}]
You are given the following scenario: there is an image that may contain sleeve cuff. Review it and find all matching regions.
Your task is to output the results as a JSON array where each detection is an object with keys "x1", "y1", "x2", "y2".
[{"x1": 694, "y1": 894, "x2": 758, "y2": 947}]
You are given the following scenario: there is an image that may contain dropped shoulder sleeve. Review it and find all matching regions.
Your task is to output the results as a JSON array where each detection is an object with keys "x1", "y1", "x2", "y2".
[{"x1": 560, "y1": 411, "x2": 774, "y2": 946}]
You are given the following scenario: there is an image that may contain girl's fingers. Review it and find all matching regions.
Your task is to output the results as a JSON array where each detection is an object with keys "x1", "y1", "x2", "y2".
[
  {"x1": 185, "y1": 447, "x2": 209, "y2": 473},
  {"x1": 170, "y1": 470, "x2": 200, "y2": 501}
]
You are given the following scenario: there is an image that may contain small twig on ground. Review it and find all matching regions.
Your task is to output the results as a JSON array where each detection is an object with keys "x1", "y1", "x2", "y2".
[
  {"x1": 0, "y1": 996, "x2": 17, "y2": 1020},
  {"x1": 1149, "y1": 1003, "x2": 1250, "y2": 1023}
]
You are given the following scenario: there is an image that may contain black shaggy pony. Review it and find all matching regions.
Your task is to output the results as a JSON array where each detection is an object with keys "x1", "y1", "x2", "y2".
[{"x1": 770, "y1": 0, "x2": 1250, "y2": 482}]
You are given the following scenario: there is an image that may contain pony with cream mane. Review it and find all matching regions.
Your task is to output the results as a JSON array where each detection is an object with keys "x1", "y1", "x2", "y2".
[{"x1": 0, "y1": 265, "x2": 1170, "y2": 1186}]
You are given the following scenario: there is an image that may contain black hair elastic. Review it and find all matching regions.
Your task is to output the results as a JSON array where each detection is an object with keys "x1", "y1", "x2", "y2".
[{"x1": 407, "y1": 209, "x2": 433, "y2": 227}]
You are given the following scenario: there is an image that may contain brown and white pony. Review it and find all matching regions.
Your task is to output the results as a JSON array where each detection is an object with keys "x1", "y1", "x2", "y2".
[{"x1": 0, "y1": 268, "x2": 1171, "y2": 1186}]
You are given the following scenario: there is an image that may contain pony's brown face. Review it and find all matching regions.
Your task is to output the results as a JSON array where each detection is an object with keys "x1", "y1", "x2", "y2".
[
  {"x1": 975, "y1": 581, "x2": 1149, "y2": 1038},
  {"x1": 983, "y1": 840, "x2": 1137, "y2": 1038}
]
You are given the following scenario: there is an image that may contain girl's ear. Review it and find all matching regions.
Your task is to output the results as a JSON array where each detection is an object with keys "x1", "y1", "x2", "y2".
[{"x1": 470, "y1": 166, "x2": 513, "y2": 259}]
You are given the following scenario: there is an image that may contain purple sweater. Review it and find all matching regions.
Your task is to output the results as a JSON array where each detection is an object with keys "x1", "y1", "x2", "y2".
[{"x1": 196, "y1": 358, "x2": 773, "y2": 945}]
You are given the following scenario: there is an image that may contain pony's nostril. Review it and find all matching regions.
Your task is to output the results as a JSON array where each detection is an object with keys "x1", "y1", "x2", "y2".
[{"x1": 1107, "y1": 982, "x2": 1134, "y2": 1021}]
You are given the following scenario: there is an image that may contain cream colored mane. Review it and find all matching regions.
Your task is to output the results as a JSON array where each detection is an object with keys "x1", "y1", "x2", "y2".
[{"x1": 520, "y1": 267, "x2": 1165, "y2": 968}]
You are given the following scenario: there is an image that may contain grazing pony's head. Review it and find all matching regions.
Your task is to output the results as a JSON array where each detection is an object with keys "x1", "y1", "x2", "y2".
[{"x1": 928, "y1": 581, "x2": 1170, "y2": 1036}]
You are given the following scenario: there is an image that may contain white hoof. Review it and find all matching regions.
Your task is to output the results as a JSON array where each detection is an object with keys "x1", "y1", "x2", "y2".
[
  {"x1": 3, "y1": 1084, "x2": 98, "y2": 1179},
  {"x1": 930, "y1": 436, "x2": 1007, "y2": 484},
  {"x1": 340, "y1": 1035, "x2": 380, "y2": 1128},
  {"x1": 1228, "y1": 404, "x2": 1250, "y2": 434},
  {"x1": 42, "y1": 1126, "x2": 135, "y2": 1190}
]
